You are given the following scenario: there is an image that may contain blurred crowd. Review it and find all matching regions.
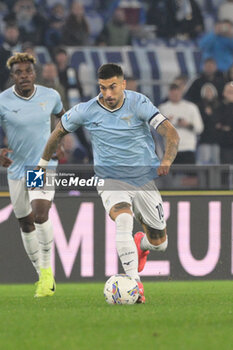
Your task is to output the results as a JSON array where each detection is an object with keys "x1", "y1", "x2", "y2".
[
  {"x1": 0, "y1": 0, "x2": 232, "y2": 165},
  {"x1": 1, "y1": 1, "x2": 233, "y2": 55},
  {"x1": 159, "y1": 60, "x2": 233, "y2": 165}
]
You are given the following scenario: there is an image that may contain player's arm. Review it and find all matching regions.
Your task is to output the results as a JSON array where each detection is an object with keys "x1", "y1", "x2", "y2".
[
  {"x1": 55, "y1": 108, "x2": 66, "y2": 119},
  {"x1": 0, "y1": 115, "x2": 13, "y2": 167},
  {"x1": 51, "y1": 108, "x2": 66, "y2": 131},
  {"x1": 51, "y1": 108, "x2": 66, "y2": 160},
  {"x1": 38, "y1": 120, "x2": 68, "y2": 167},
  {"x1": 156, "y1": 120, "x2": 180, "y2": 176},
  {"x1": 137, "y1": 96, "x2": 179, "y2": 175}
]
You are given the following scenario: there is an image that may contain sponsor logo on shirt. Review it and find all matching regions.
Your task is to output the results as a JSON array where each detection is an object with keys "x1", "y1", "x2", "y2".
[
  {"x1": 120, "y1": 115, "x2": 133, "y2": 125},
  {"x1": 92, "y1": 121, "x2": 102, "y2": 127},
  {"x1": 39, "y1": 101, "x2": 48, "y2": 111}
]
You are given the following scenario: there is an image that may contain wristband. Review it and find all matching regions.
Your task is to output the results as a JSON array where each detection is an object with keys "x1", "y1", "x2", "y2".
[{"x1": 38, "y1": 158, "x2": 49, "y2": 168}]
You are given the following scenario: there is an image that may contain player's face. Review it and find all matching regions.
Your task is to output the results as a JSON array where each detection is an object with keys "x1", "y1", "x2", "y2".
[
  {"x1": 99, "y1": 76, "x2": 126, "y2": 110},
  {"x1": 11, "y1": 61, "x2": 36, "y2": 96}
]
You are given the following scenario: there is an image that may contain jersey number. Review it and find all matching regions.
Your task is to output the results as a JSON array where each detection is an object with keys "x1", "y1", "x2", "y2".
[{"x1": 156, "y1": 203, "x2": 164, "y2": 221}]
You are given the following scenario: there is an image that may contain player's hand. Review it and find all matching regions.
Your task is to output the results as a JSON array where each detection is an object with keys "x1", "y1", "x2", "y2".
[
  {"x1": 0, "y1": 148, "x2": 13, "y2": 167},
  {"x1": 157, "y1": 160, "x2": 171, "y2": 176}
]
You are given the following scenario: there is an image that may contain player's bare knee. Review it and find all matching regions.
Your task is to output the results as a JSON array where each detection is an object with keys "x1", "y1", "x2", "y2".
[
  {"x1": 31, "y1": 199, "x2": 51, "y2": 224},
  {"x1": 146, "y1": 226, "x2": 166, "y2": 241},
  {"x1": 145, "y1": 226, "x2": 168, "y2": 251},
  {"x1": 109, "y1": 202, "x2": 132, "y2": 221},
  {"x1": 34, "y1": 213, "x2": 49, "y2": 224},
  {"x1": 113, "y1": 202, "x2": 131, "y2": 212}
]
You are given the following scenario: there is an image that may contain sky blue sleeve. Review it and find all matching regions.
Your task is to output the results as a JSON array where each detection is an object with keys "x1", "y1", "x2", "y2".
[
  {"x1": 136, "y1": 94, "x2": 159, "y2": 122},
  {"x1": 61, "y1": 104, "x2": 84, "y2": 132},
  {"x1": 52, "y1": 90, "x2": 64, "y2": 115}
]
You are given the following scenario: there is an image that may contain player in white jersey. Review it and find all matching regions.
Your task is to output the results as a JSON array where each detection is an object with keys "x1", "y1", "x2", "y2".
[
  {"x1": 0, "y1": 53, "x2": 65, "y2": 297},
  {"x1": 37, "y1": 63, "x2": 180, "y2": 303}
]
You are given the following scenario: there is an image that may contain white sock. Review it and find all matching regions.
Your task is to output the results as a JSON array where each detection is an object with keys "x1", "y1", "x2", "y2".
[
  {"x1": 21, "y1": 229, "x2": 40, "y2": 274},
  {"x1": 35, "y1": 220, "x2": 53, "y2": 269},
  {"x1": 140, "y1": 234, "x2": 168, "y2": 252},
  {"x1": 115, "y1": 213, "x2": 140, "y2": 280}
]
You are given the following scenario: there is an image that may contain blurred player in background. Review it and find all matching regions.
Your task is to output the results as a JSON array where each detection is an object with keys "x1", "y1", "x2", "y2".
[
  {"x1": 0, "y1": 53, "x2": 65, "y2": 297},
  {"x1": 37, "y1": 63, "x2": 179, "y2": 303}
]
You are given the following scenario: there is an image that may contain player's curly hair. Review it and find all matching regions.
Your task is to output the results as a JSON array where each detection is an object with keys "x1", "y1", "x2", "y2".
[{"x1": 6, "y1": 52, "x2": 36, "y2": 70}]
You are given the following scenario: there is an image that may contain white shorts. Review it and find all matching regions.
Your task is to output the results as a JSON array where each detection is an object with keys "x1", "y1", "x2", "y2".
[
  {"x1": 98, "y1": 179, "x2": 166, "y2": 230},
  {"x1": 8, "y1": 177, "x2": 55, "y2": 219}
]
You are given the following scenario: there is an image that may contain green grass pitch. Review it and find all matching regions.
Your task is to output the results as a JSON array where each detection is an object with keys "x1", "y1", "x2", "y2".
[{"x1": 0, "y1": 281, "x2": 232, "y2": 350}]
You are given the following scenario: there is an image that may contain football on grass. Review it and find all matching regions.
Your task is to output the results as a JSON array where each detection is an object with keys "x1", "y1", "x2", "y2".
[{"x1": 104, "y1": 274, "x2": 139, "y2": 305}]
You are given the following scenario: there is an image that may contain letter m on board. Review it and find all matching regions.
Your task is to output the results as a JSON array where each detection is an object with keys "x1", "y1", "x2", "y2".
[{"x1": 49, "y1": 202, "x2": 94, "y2": 277}]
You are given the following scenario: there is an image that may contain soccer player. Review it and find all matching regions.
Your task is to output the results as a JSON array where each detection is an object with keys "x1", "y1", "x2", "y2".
[
  {"x1": 37, "y1": 63, "x2": 180, "y2": 303},
  {"x1": 0, "y1": 53, "x2": 65, "y2": 297}
]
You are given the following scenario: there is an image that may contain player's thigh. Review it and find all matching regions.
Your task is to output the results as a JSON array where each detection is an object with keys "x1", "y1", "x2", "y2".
[
  {"x1": 133, "y1": 183, "x2": 166, "y2": 231},
  {"x1": 8, "y1": 178, "x2": 31, "y2": 219},
  {"x1": 99, "y1": 189, "x2": 132, "y2": 215},
  {"x1": 29, "y1": 188, "x2": 55, "y2": 204},
  {"x1": 98, "y1": 179, "x2": 134, "y2": 215},
  {"x1": 29, "y1": 189, "x2": 55, "y2": 223},
  {"x1": 28, "y1": 171, "x2": 55, "y2": 209}
]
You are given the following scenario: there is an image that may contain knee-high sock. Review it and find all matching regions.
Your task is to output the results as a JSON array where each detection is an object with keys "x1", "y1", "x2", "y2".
[
  {"x1": 115, "y1": 213, "x2": 139, "y2": 280},
  {"x1": 21, "y1": 229, "x2": 40, "y2": 274},
  {"x1": 140, "y1": 234, "x2": 168, "y2": 252},
  {"x1": 35, "y1": 220, "x2": 53, "y2": 269}
]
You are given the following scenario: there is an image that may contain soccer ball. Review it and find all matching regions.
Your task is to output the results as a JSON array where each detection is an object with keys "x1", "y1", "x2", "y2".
[{"x1": 103, "y1": 274, "x2": 139, "y2": 305}]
